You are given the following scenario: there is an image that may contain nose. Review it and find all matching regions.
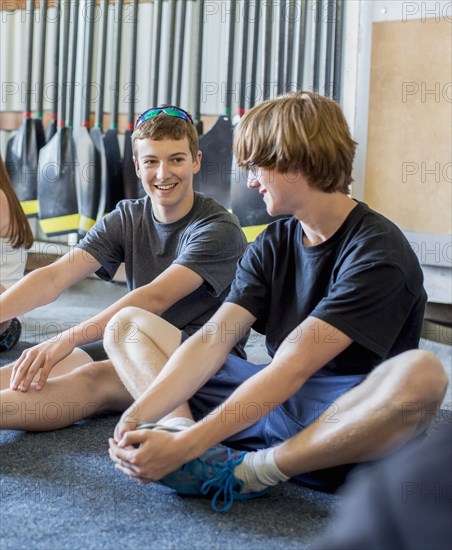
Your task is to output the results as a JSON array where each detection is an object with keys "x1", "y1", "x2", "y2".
[
  {"x1": 156, "y1": 162, "x2": 171, "y2": 181},
  {"x1": 247, "y1": 172, "x2": 260, "y2": 190}
]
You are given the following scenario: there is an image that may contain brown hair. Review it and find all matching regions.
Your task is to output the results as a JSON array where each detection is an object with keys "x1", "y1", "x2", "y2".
[
  {"x1": 132, "y1": 109, "x2": 199, "y2": 161},
  {"x1": 233, "y1": 91, "x2": 357, "y2": 194},
  {"x1": 0, "y1": 155, "x2": 34, "y2": 249}
]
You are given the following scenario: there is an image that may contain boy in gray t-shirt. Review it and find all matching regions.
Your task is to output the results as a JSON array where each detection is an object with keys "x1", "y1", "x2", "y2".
[{"x1": 0, "y1": 106, "x2": 247, "y2": 431}]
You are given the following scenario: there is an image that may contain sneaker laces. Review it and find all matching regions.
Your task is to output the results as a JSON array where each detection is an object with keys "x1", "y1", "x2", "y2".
[{"x1": 199, "y1": 448, "x2": 246, "y2": 513}]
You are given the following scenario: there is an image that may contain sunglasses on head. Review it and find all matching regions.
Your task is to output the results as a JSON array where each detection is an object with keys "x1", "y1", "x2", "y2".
[{"x1": 135, "y1": 106, "x2": 194, "y2": 128}]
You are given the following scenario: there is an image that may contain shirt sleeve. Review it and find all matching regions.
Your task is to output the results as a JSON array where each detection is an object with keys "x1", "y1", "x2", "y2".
[
  {"x1": 224, "y1": 234, "x2": 271, "y2": 329},
  {"x1": 311, "y1": 261, "x2": 418, "y2": 358},
  {"x1": 76, "y1": 209, "x2": 125, "y2": 281},
  {"x1": 173, "y1": 218, "x2": 247, "y2": 298}
]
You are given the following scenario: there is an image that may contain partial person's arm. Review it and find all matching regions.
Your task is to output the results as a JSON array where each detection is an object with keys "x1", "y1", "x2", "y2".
[
  {"x1": 0, "y1": 248, "x2": 101, "y2": 323},
  {"x1": 185, "y1": 315, "x2": 352, "y2": 451},
  {"x1": 116, "y1": 302, "x2": 256, "y2": 432},
  {"x1": 111, "y1": 311, "x2": 352, "y2": 481},
  {"x1": 54, "y1": 262, "x2": 204, "y2": 352},
  {"x1": 3, "y1": 248, "x2": 101, "y2": 389},
  {"x1": 10, "y1": 263, "x2": 204, "y2": 391}
]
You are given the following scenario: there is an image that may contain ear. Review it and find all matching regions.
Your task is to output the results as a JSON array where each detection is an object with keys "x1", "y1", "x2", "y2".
[
  {"x1": 133, "y1": 156, "x2": 140, "y2": 178},
  {"x1": 192, "y1": 150, "x2": 202, "y2": 175}
]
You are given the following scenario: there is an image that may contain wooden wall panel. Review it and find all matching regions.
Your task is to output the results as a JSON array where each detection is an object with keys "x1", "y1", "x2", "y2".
[{"x1": 364, "y1": 18, "x2": 451, "y2": 233}]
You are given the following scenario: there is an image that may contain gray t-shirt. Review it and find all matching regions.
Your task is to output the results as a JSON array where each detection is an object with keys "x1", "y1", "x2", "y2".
[{"x1": 77, "y1": 192, "x2": 248, "y2": 355}]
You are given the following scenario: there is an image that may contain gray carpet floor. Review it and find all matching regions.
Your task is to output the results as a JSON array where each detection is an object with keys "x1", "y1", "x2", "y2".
[
  {"x1": 1, "y1": 408, "x2": 341, "y2": 550},
  {"x1": 1, "y1": 278, "x2": 451, "y2": 549}
]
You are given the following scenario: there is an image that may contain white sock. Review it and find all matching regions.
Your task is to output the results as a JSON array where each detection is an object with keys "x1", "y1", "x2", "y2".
[
  {"x1": 234, "y1": 447, "x2": 289, "y2": 493},
  {"x1": 161, "y1": 417, "x2": 196, "y2": 431}
]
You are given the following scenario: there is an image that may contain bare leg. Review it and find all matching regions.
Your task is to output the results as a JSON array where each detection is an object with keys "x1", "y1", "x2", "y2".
[
  {"x1": 104, "y1": 307, "x2": 193, "y2": 420},
  {"x1": 0, "y1": 348, "x2": 93, "y2": 391},
  {"x1": 0, "y1": 360, "x2": 133, "y2": 431},
  {"x1": 274, "y1": 350, "x2": 448, "y2": 477}
]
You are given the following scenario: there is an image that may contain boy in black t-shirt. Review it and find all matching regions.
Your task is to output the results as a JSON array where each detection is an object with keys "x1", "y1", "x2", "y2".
[{"x1": 108, "y1": 92, "x2": 448, "y2": 512}]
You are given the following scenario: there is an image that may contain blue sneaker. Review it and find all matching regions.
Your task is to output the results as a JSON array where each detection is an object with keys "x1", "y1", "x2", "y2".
[{"x1": 135, "y1": 423, "x2": 269, "y2": 512}]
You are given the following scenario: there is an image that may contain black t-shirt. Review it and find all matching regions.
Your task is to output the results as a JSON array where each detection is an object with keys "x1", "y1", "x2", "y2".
[{"x1": 225, "y1": 201, "x2": 427, "y2": 376}]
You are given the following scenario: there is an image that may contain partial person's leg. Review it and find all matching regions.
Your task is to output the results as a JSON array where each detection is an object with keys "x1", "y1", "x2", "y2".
[
  {"x1": 104, "y1": 307, "x2": 193, "y2": 423},
  {"x1": 155, "y1": 350, "x2": 448, "y2": 508},
  {"x1": 273, "y1": 350, "x2": 448, "y2": 478},
  {"x1": 0, "y1": 360, "x2": 133, "y2": 431},
  {"x1": 0, "y1": 347, "x2": 95, "y2": 390},
  {"x1": 311, "y1": 423, "x2": 452, "y2": 550}
]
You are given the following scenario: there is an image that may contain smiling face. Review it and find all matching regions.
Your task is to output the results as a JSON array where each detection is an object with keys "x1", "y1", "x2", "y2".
[
  {"x1": 134, "y1": 137, "x2": 202, "y2": 223},
  {"x1": 247, "y1": 167, "x2": 303, "y2": 217}
]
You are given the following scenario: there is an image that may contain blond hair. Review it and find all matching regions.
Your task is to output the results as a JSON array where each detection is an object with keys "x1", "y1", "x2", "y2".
[
  {"x1": 0, "y1": 155, "x2": 33, "y2": 249},
  {"x1": 234, "y1": 91, "x2": 357, "y2": 193},
  {"x1": 132, "y1": 110, "x2": 199, "y2": 161}
]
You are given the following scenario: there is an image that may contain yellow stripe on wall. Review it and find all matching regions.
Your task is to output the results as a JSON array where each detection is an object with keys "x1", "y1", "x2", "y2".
[
  {"x1": 20, "y1": 200, "x2": 38, "y2": 216},
  {"x1": 39, "y1": 213, "x2": 80, "y2": 235},
  {"x1": 79, "y1": 215, "x2": 96, "y2": 234},
  {"x1": 243, "y1": 224, "x2": 268, "y2": 243}
]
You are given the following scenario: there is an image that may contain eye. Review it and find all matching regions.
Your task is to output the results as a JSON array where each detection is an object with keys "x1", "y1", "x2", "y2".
[
  {"x1": 171, "y1": 157, "x2": 185, "y2": 163},
  {"x1": 144, "y1": 159, "x2": 158, "y2": 166}
]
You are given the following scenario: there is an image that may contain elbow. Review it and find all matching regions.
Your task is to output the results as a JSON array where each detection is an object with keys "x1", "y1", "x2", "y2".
[{"x1": 41, "y1": 265, "x2": 65, "y2": 297}]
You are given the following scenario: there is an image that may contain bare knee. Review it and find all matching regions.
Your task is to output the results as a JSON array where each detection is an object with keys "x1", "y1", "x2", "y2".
[
  {"x1": 104, "y1": 306, "x2": 160, "y2": 356},
  {"x1": 104, "y1": 307, "x2": 180, "y2": 360},
  {"x1": 374, "y1": 350, "x2": 448, "y2": 430},
  {"x1": 395, "y1": 350, "x2": 448, "y2": 403}
]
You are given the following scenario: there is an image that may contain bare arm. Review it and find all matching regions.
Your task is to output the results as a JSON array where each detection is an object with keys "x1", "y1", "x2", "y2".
[
  {"x1": 114, "y1": 314, "x2": 352, "y2": 480},
  {"x1": 67, "y1": 263, "x2": 204, "y2": 348},
  {"x1": 185, "y1": 316, "x2": 352, "y2": 454},
  {"x1": 0, "y1": 248, "x2": 101, "y2": 323},
  {"x1": 11, "y1": 263, "x2": 205, "y2": 391},
  {"x1": 119, "y1": 302, "x2": 255, "y2": 428}
]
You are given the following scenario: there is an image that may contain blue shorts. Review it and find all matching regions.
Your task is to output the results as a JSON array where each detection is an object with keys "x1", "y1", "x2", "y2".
[{"x1": 189, "y1": 353, "x2": 366, "y2": 492}]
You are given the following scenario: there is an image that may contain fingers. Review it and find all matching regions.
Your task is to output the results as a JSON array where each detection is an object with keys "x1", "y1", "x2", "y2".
[
  {"x1": 117, "y1": 429, "x2": 148, "y2": 448},
  {"x1": 36, "y1": 364, "x2": 53, "y2": 391},
  {"x1": 109, "y1": 437, "x2": 138, "y2": 463},
  {"x1": 10, "y1": 342, "x2": 65, "y2": 392},
  {"x1": 109, "y1": 429, "x2": 186, "y2": 483},
  {"x1": 10, "y1": 349, "x2": 44, "y2": 391},
  {"x1": 108, "y1": 438, "x2": 152, "y2": 483},
  {"x1": 114, "y1": 416, "x2": 137, "y2": 442}
]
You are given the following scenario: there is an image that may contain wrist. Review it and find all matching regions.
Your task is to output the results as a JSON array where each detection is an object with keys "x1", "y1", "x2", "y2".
[
  {"x1": 174, "y1": 428, "x2": 204, "y2": 463},
  {"x1": 69, "y1": 321, "x2": 102, "y2": 347},
  {"x1": 178, "y1": 421, "x2": 217, "y2": 463},
  {"x1": 59, "y1": 327, "x2": 80, "y2": 348}
]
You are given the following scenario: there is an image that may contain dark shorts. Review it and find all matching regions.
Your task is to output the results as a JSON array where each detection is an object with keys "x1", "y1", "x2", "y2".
[
  {"x1": 189, "y1": 353, "x2": 366, "y2": 493},
  {"x1": 79, "y1": 340, "x2": 108, "y2": 362}
]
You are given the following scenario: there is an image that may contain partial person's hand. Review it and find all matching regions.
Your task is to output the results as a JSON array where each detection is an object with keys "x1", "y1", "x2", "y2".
[
  {"x1": 108, "y1": 428, "x2": 191, "y2": 483},
  {"x1": 113, "y1": 409, "x2": 140, "y2": 443},
  {"x1": 10, "y1": 336, "x2": 75, "y2": 392}
]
